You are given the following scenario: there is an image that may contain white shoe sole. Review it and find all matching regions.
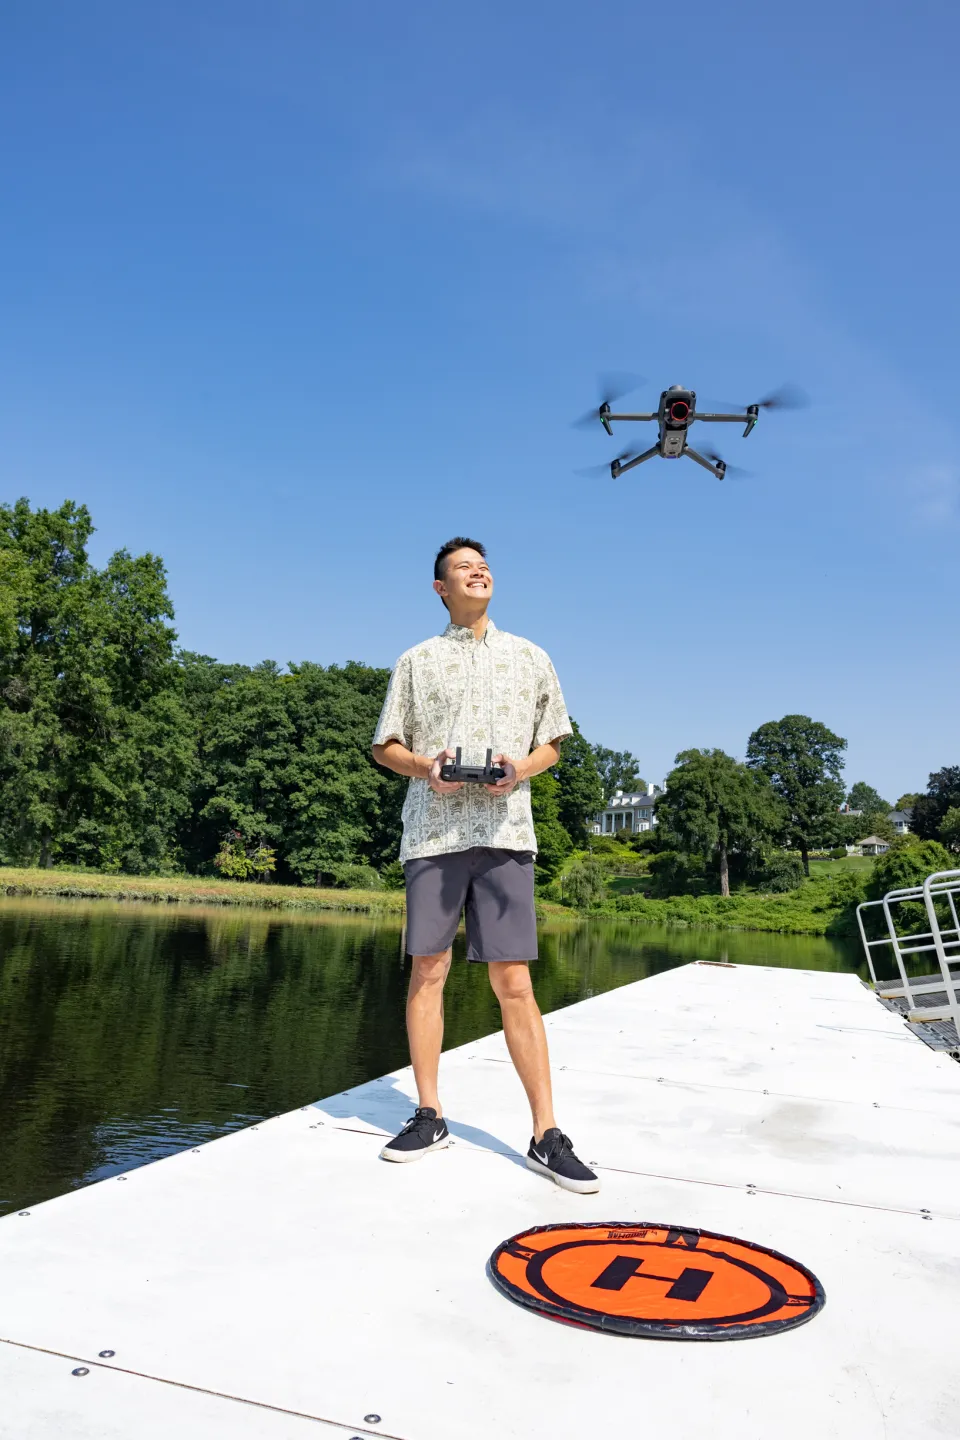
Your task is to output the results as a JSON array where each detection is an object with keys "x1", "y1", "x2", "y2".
[
  {"x1": 380, "y1": 1135, "x2": 450, "y2": 1163},
  {"x1": 526, "y1": 1155, "x2": 601, "y2": 1194}
]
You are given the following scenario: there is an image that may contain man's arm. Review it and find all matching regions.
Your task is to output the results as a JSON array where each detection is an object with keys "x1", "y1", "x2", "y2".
[
  {"x1": 372, "y1": 740, "x2": 463, "y2": 795},
  {"x1": 484, "y1": 739, "x2": 563, "y2": 795}
]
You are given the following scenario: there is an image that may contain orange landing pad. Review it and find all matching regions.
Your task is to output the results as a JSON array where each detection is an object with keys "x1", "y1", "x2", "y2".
[{"x1": 489, "y1": 1222, "x2": 825, "y2": 1340}]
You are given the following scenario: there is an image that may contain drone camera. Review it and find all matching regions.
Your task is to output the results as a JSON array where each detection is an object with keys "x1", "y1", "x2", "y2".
[{"x1": 662, "y1": 387, "x2": 695, "y2": 429}]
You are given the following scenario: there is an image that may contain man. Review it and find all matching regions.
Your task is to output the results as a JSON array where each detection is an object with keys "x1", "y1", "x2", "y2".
[{"x1": 371, "y1": 538, "x2": 599, "y2": 1194}]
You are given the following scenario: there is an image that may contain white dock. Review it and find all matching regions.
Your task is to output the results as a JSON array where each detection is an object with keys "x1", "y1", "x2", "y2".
[{"x1": 1, "y1": 961, "x2": 959, "y2": 1439}]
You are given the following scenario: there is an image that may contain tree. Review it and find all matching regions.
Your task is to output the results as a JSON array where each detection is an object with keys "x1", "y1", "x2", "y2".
[
  {"x1": 910, "y1": 767, "x2": 960, "y2": 842},
  {"x1": 564, "y1": 856, "x2": 607, "y2": 910},
  {"x1": 0, "y1": 498, "x2": 193, "y2": 872},
  {"x1": 859, "y1": 812, "x2": 896, "y2": 844},
  {"x1": 591, "y1": 745, "x2": 645, "y2": 799},
  {"x1": 894, "y1": 792, "x2": 921, "y2": 813},
  {"x1": 846, "y1": 781, "x2": 890, "y2": 815},
  {"x1": 939, "y1": 807, "x2": 960, "y2": 854},
  {"x1": 529, "y1": 771, "x2": 572, "y2": 880},
  {"x1": 657, "y1": 748, "x2": 785, "y2": 897},
  {"x1": 552, "y1": 720, "x2": 604, "y2": 847},
  {"x1": 746, "y1": 715, "x2": 847, "y2": 875}
]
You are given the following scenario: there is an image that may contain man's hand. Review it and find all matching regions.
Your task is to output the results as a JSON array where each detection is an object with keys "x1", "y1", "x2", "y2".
[
  {"x1": 484, "y1": 755, "x2": 522, "y2": 796},
  {"x1": 428, "y1": 748, "x2": 464, "y2": 795}
]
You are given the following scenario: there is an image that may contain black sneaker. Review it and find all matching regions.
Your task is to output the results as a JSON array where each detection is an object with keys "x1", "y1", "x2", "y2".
[
  {"x1": 526, "y1": 1129, "x2": 600, "y2": 1193},
  {"x1": 380, "y1": 1107, "x2": 450, "y2": 1163}
]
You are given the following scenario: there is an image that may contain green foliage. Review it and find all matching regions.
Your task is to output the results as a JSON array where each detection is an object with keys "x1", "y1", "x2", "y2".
[
  {"x1": 829, "y1": 847, "x2": 848, "y2": 860},
  {"x1": 552, "y1": 720, "x2": 604, "y2": 846},
  {"x1": 0, "y1": 498, "x2": 194, "y2": 873},
  {"x1": 564, "y1": 857, "x2": 607, "y2": 910},
  {"x1": 895, "y1": 792, "x2": 921, "y2": 813},
  {"x1": 605, "y1": 867, "x2": 867, "y2": 935},
  {"x1": 746, "y1": 714, "x2": 847, "y2": 870},
  {"x1": 214, "y1": 833, "x2": 255, "y2": 880},
  {"x1": 591, "y1": 745, "x2": 644, "y2": 799},
  {"x1": 846, "y1": 781, "x2": 890, "y2": 815},
  {"x1": 212, "y1": 830, "x2": 277, "y2": 882},
  {"x1": 860, "y1": 812, "x2": 896, "y2": 843},
  {"x1": 380, "y1": 860, "x2": 405, "y2": 890},
  {"x1": 324, "y1": 863, "x2": 383, "y2": 890},
  {"x1": 529, "y1": 771, "x2": 573, "y2": 880},
  {"x1": 939, "y1": 807, "x2": 960, "y2": 853},
  {"x1": 647, "y1": 849, "x2": 707, "y2": 897},
  {"x1": 755, "y1": 853, "x2": 806, "y2": 893},
  {"x1": 657, "y1": 748, "x2": 785, "y2": 896},
  {"x1": 0, "y1": 499, "x2": 409, "y2": 881},
  {"x1": 867, "y1": 836, "x2": 955, "y2": 900},
  {"x1": 910, "y1": 767, "x2": 960, "y2": 842}
]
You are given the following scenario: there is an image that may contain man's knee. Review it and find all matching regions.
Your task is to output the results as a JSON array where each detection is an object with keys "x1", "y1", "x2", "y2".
[
  {"x1": 410, "y1": 952, "x2": 451, "y2": 989},
  {"x1": 488, "y1": 960, "x2": 534, "y2": 1003}
]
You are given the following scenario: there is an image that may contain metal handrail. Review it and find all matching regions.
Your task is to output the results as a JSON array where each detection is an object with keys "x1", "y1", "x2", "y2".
[{"x1": 856, "y1": 869, "x2": 960, "y2": 1034}]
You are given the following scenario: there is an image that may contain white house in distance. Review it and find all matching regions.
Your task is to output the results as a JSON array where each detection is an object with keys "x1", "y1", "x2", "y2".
[
  {"x1": 844, "y1": 807, "x2": 912, "y2": 856},
  {"x1": 593, "y1": 784, "x2": 663, "y2": 836}
]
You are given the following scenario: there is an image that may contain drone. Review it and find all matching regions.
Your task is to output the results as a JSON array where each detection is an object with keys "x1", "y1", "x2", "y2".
[{"x1": 578, "y1": 382, "x2": 805, "y2": 481}]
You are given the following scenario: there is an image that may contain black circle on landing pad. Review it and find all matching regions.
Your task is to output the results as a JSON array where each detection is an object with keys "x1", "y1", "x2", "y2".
[{"x1": 488, "y1": 1222, "x2": 825, "y2": 1340}]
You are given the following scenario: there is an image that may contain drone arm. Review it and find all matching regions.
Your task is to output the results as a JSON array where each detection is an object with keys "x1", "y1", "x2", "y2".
[
  {"x1": 604, "y1": 412, "x2": 658, "y2": 422},
  {"x1": 690, "y1": 412, "x2": 746, "y2": 422},
  {"x1": 612, "y1": 445, "x2": 659, "y2": 479},
  {"x1": 684, "y1": 446, "x2": 725, "y2": 480}
]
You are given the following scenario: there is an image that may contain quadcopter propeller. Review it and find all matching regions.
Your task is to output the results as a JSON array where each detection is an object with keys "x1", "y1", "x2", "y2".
[
  {"x1": 574, "y1": 449, "x2": 640, "y2": 477},
  {"x1": 702, "y1": 448, "x2": 753, "y2": 481},
  {"x1": 719, "y1": 383, "x2": 809, "y2": 413},
  {"x1": 573, "y1": 371, "x2": 646, "y2": 429}
]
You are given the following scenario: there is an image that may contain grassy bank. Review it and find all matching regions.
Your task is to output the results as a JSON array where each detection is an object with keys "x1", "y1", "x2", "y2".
[
  {"x1": 0, "y1": 866, "x2": 576, "y2": 923},
  {"x1": 0, "y1": 866, "x2": 406, "y2": 915},
  {"x1": 591, "y1": 871, "x2": 864, "y2": 936},
  {"x1": 0, "y1": 865, "x2": 859, "y2": 933}
]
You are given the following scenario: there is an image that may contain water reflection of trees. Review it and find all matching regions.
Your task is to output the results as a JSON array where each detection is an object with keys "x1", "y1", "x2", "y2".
[{"x1": 0, "y1": 902, "x2": 859, "y2": 1216}]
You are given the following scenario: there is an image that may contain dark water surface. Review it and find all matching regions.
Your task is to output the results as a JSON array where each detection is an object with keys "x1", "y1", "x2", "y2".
[{"x1": 0, "y1": 897, "x2": 863, "y2": 1217}]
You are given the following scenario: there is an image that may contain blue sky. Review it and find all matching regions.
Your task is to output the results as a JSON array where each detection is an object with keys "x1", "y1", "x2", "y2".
[{"x1": 2, "y1": 0, "x2": 957, "y2": 801}]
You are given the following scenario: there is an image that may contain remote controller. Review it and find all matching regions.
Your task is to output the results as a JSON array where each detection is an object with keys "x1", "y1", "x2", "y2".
[{"x1": 440, "y1": 747, "x2": 507, "y2": 784}]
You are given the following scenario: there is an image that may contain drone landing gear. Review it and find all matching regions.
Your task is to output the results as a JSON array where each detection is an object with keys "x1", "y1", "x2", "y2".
[
  {"x1": 611, "y1": 445, "x2": 659, "y2": 479},
  {"x1": 684, "y1": 446, "x2": 726, "y2": 481}
]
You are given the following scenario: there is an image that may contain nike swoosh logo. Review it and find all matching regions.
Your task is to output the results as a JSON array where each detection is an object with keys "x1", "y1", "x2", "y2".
[
  {"x1": 434, "y1": 1129, "x2": 444, "y2": 1142},
  {"x1": 534, "y1": 1150, "x2": 549, "y2": 1165}
]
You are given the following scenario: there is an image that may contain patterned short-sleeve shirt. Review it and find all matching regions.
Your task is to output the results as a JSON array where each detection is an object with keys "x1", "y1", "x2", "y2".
[{"x1": 373, "y1": 619, "x2": 572, "y2": 862}]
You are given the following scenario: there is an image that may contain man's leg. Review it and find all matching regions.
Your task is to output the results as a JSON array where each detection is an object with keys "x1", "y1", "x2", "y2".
[
  {"x1": 407, "y1": 950, "x2": 452, "y2": 1115},
  {"x1": 487, "y1": 961, "x2": 556, "y2": 1142}
]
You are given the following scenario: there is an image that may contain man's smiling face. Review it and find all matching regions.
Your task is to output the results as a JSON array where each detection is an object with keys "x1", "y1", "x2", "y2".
[{"x1": 434, "y1": 547, "x2": 493, "y2": 610}]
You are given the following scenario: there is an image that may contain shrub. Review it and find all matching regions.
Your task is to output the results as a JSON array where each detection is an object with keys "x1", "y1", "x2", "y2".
[
  {"x1": 323, "y1": 863, "x2": 383, "y2": 890},
  {"x1": 380, "y1": 860, "x2": 405, "y2": 890},
  {"x1": 647, "y1": 849, "x2": 707, "y2": 897},
  {"x1": 867, "y1": 837, "x2": 954, "y2": 900},
  {"x1": 756, "y1": 854, "x2": 805, "y2": 893},
  {"x1": 829, "y1": 847, "x2": 847, "y2": 861}
]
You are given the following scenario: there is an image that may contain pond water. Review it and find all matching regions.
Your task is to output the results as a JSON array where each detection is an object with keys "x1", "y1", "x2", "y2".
[{"x1": 0, "y1": 897, "x2": 863, "y2": 1217}]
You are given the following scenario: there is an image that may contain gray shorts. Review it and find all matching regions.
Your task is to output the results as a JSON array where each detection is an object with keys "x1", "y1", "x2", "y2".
[{"x1": 403, "y1": 847, "x2": 538, "y2": 963}]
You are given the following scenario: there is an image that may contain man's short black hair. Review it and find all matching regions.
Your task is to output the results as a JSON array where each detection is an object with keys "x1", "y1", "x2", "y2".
[{"x1": 434, "y1": 537, "x2": 486, "y2": 584}]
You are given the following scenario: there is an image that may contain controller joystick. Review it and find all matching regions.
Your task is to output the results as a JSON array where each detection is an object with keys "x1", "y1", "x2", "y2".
[{"x1": 440, "y1": 747, "x2": 507, "y2": 784}]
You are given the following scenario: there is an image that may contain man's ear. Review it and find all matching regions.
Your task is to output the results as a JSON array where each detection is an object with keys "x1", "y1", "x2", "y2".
[{"x1": 433, "y1": 578, "x2": 446, "y2": 601}]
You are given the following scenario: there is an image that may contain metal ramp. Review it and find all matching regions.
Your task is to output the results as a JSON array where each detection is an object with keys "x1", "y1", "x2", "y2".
[{"x1": 857, "y1": 867, "x2": 960, "y2": 1056}]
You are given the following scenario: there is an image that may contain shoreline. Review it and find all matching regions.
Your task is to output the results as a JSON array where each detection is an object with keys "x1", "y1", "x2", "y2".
[{"x1": 0, "y1": 865, "x2": 856, "y2": 936}]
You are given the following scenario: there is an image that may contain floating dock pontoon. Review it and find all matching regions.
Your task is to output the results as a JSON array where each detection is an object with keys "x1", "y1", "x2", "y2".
[{"x1": 1, "y1": 961, "x2": 958, "y2": 1438}]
